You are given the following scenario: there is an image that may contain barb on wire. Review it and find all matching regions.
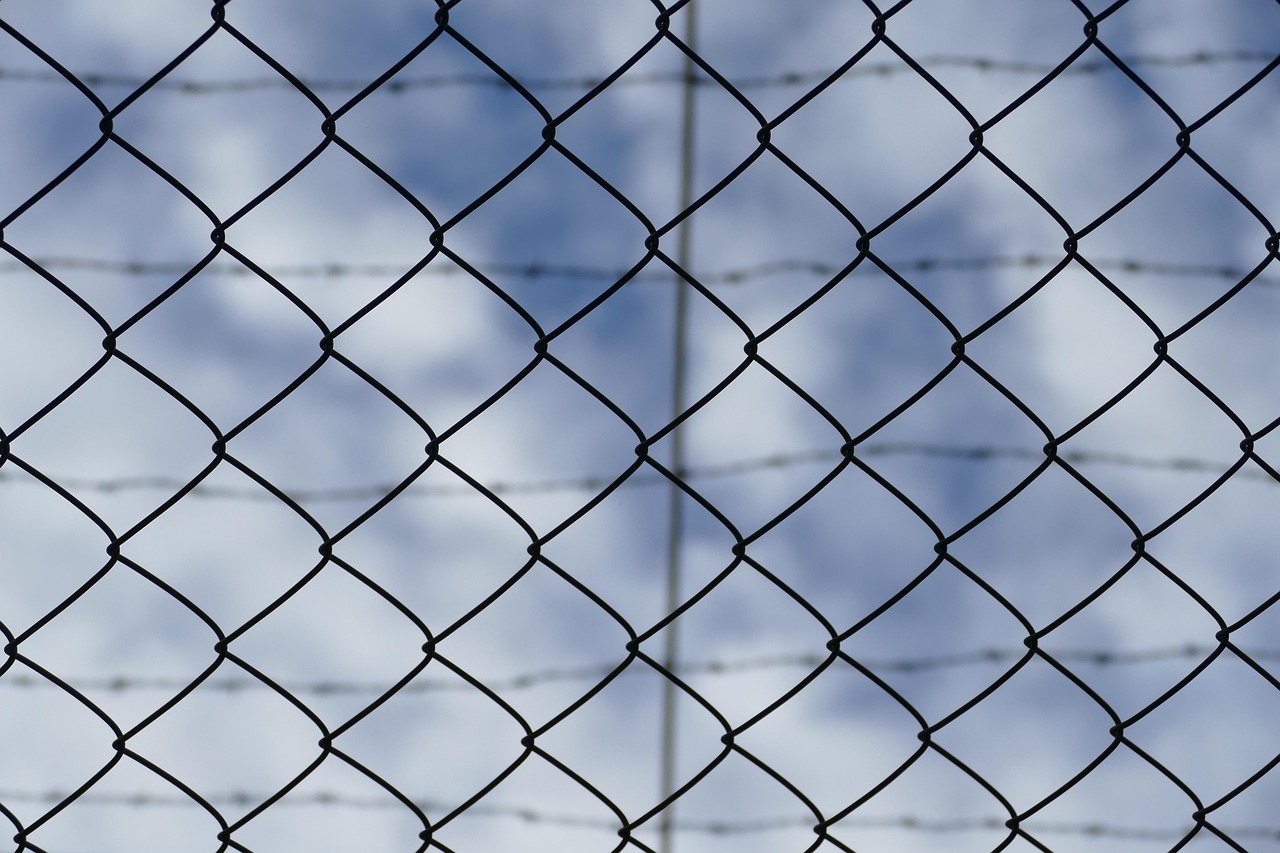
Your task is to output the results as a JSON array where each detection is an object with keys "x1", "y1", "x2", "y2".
[
  {"x1": 1, "y1": 51, "x2": 1275, "y2": 94},
  {"x1": 4, "y1": 254, "x2": 1275, "y2": 287},
  {"x1": 3, "y1": 645, "x2": 1269, "y2": 697}
]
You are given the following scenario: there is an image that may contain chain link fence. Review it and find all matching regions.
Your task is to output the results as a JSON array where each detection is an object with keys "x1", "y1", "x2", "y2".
[{"x1": 2, "y1": 0, "x2": 1280, "y2": 851}]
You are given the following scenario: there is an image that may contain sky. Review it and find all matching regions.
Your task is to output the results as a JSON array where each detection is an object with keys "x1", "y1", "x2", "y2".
[{"x1": 2, "y1": 0, "x2": 1280, "y2": 851}]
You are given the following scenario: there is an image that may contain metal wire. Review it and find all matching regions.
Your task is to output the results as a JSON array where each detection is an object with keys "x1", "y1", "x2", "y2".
[
  {"x1": 4, "y1": 645, "x2": 1276, "y2": 697},
  {"x1": 3, "y1": 787, "x2": 1277, "y2": 843},
  {"x1": 0, "y1": 442, "x2": 1268, "y2": 503},
  {"x1": 1, "y1": 50, "x2": 1275, "y2": 94},
  {"x1": 3, "y1": 2, "x2": 1280, "y2": 852},
  {"x1": 6, "y1": 253, "x2": 1276, "y2": 286}
]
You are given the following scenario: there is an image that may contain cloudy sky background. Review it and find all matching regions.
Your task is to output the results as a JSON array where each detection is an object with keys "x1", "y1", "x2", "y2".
[{"x1": 3, "y1": 0, "x2": 1280, "y2": 851}]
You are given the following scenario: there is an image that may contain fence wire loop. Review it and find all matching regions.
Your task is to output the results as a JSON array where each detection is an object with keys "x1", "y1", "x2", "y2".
[{"x1": 2, "y1": 1, "x2": 1280, "y2": 852}]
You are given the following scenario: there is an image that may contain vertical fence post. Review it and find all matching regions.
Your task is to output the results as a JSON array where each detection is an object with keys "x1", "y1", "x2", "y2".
[{"x1": 659, "y1": 3, "x2": 699, "y2": 852}]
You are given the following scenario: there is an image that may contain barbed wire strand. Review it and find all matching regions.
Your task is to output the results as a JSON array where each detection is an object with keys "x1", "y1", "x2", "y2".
[
  {"x1": 0, "y1": 443, "x2": 1269, "y2": 504},
  {"x1": 3, "y1": 254, "x2": 1275, "y2": 286},
  {"x1": 0, "y1": 788, "x2": 1274, "y2": 841},
  {"x1": 2, "y1": 645, "x2": 1271, "y2": 696},
  {"x1": 0, "y1": 51, "x2": 1275, "y2": 94}
]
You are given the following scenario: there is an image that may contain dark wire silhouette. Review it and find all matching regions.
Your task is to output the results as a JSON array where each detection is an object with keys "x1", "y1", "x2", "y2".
[
  {"x1": 0, "y1": 786, "x2": 1275, "y2": 842},
  {"x1": 2, "y1": 644, "x2": 1270, "y2": 696},
  {"x1": 1, "y1": 50, "x2": 1275, "y2": 94},
  {"x1": 0, "y1": 442, "x2": 1267, "y2": 504},
  {"x1": 3, "y1": 253, "x2": 1273, "y2": 286}
]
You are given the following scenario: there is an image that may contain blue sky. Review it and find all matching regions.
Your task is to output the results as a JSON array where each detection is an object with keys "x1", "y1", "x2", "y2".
[{"x1": 3, "y1": 1, "x2": 1280, "y2": 851}]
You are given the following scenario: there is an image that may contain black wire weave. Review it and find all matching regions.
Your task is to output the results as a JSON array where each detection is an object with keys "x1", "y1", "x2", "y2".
[{"x1": 2, "y1": 1, "x2": 1280, "y2": 851}]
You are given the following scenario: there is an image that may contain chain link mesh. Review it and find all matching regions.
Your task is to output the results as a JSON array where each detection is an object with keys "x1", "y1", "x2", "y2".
[{"x1": 2, "y1": 0, "x2": 1280, "y2": 851}]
